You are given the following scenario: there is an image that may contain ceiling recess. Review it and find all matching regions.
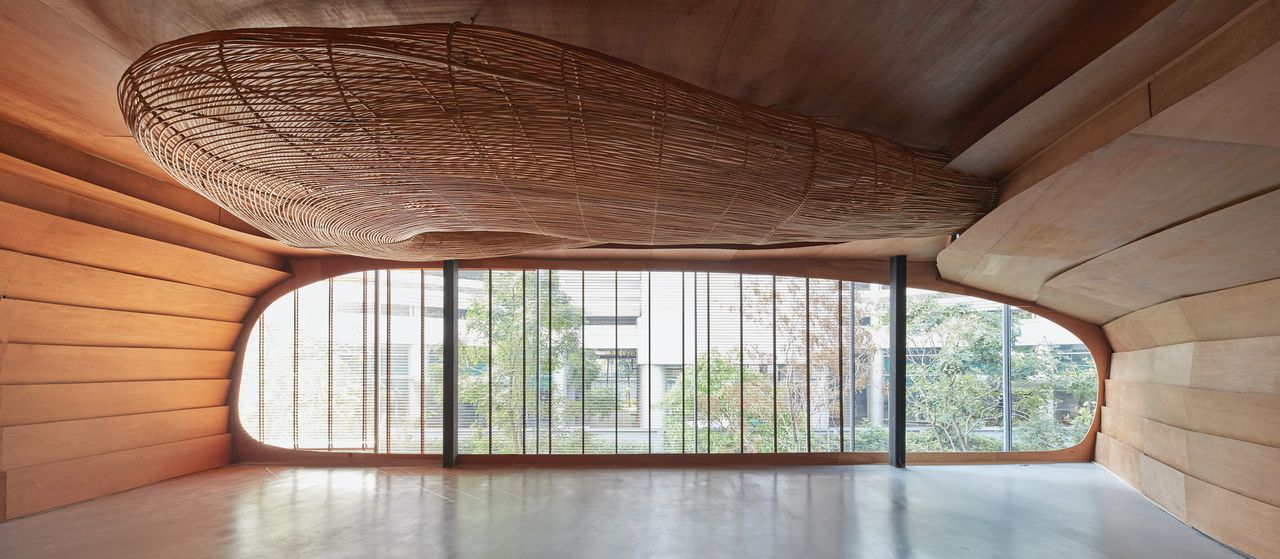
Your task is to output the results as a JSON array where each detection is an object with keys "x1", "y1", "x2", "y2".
[{"x1": 119, "y1": 24, "x2": 996, "y2": 260}]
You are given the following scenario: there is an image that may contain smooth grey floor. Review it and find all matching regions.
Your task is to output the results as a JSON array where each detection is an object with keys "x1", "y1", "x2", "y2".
[{"x1": 0, "y1": 463, "x2": 1242, "y2": 558}]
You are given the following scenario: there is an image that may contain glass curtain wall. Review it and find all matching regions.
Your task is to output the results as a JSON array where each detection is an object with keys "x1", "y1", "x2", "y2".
[{"x1": 241, "y1": 270, "x2": 1096, "y2": 455}]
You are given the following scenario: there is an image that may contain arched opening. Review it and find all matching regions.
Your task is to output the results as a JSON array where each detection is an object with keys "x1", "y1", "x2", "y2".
[{"x1": 237, "y1": 268, "x2": 1097, "y2": 458}]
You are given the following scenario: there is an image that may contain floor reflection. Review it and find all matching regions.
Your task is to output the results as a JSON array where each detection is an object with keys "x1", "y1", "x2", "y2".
[{"x1": 0, "y1": 464, "x2": 1243, "y2": 559}]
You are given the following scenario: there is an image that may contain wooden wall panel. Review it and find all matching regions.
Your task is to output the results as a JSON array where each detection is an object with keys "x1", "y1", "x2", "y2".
[
  {"x1": 1111, "y1": 337, "x2": 1280, "y2": 395},
  {"x1": 0, "y1": 90, "x2": 282, "y2": 521},
  {"x1": 0, "y1": 250, "x2": 254, "y2": 321},
  {"x1": 1102, "y1": 406, "x2": 1280, "y2": 507},
  {"x1": 1105, "y1": 277, "x2": 1280, "y2": 352},
  {"x1": 1138, "y1": 453, "x2": 1188, "y2": 519},
  {"x1": 3, "y1": 434, "x2": 231, "y2": 520},
  {"x1": 1104, "y1": 380, "x2": 1280, "y2": 448},
  {"x1": 0, "y1": 344, "x2": 232, "y2": 384},
  {"x1": 0, "y1": 407, "x2": 228, "y2": 470},
  {"x1": 0, "y1": 200, "x2": 287, "y2": 296},
  {"x1": 0, "y1": 152, "x2": 292, "y2": 267},
  {"x1": 941, "y1": 16, "x2": 1280, "y2": 325},
  {"x1": 1098, "y1": 433, "x2": 1280, "y2": 559},
  {"x1": 1185, "y1": 475, "x2": 1280, "y2": 559},
  {"x1": 0, "y1": 300, "x2": 239, "y2": 350},
  {"x1": 1095, "y1": 432, "x2": 1140, "y2": 486},
  {"x1": 1100, "y1": 278, "x2": 1280, "y2": 558},
  {"x1": 0, "y1": 380, "x2": 229, "y2": 426}
]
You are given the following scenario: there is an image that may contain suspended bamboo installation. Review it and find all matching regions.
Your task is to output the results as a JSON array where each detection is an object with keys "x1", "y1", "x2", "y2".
[{"x1": 119, "y1": 24, "x2": 997, "y2": 260}]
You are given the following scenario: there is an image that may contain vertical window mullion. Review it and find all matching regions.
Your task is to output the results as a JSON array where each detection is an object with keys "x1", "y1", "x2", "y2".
[
  {"x1": 739, "y1": 274, "x2": 744, "y2": 454},
  {"x1": 361, "y1": 272, "x2": 369, "y2": 450},
  {"x1": 292, "y1": 291, "x2": 299, "y2": 450},
  {"x1": 420, "y1": 270, "x2": 426, "y2": 454},
  {"x1": 706, "y1": 272, "x2": 716, "y2": 455},
  {"x1": 488, "y1": 270, "x2": 494, "y2": 454},
  {"x1": 257, "y1": 316, "x2": 265, "y2": 442},
  {"x1": 771, "y1": 276, "x2": 777, "y2": 453},
  {"x1": 548, "y1": 270, "x2": 554, "y2": 455},
  {"x1": 327, "y1": 279, "x2": 334, "y2": 451},
  {"x1": 614, "y1": 270, "x2": 620, "y2": 454},
  {"x1": 1002, "y1": 304, "x2": 1013, "y2": 452},
  {"x1": 805, "y1": 277, "x2": 811, "y2": 453},
  {"x1": 385, "y1": 271, "x2": 392, "y2": 452},
  {"x1": 838, "y1": 280, "x2": 844, "y2": 452},
  {"x1": 521, "y1": 270, "x2": 527, "y2": 455},
  {"x1": 581, "y1": 270, "x2": 586, "y2": 454},
  {"x1": 534, "y1": 270, "x2": 541, "y2": 454},
  {"x1": 849, "y1": 281, "x2": 857, "y2": 451},
  {"x1": 693, "y1": 272, "x2": 698, "y2": 453},
  {"x1": 373, "y1": 270, "x2": 381, "y2": 453}
]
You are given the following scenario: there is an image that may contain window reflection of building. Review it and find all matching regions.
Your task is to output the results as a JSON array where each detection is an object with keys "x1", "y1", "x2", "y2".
[{"x1": 241, "y1": 270, "x2": 1096, "y2": 455}]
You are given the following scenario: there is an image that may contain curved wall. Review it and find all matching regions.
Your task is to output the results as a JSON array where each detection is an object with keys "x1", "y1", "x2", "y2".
[
  {"x1": 1098, "y1": 279, "x2": 1280, "y2": 559},
  {"x1": 0, "y1": 151, "x2": 288, "y2": 520}
]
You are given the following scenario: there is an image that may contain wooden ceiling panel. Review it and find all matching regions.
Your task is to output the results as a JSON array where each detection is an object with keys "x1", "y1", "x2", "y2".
[
  {"x1": 0, "y1": 0, "x2": 1109, "y2": 184},
  {"x1": 940, "y1": 28, "x2": 1280, "y2": 317},
  {"x1": 0, "y1": 0, "x2": 1268, "y2": 278},
  {"x1": 1136, "y1": 39, "x2": 1280, "y2": 148},
  {"x1": 1037, "y1": 187, "x2": 1280, "y2": 323},
  {"x1": 939, "y1": 134, "x2": 1280, "y2": 301},
  {"x1": 946, "y1": 0, "x2": 1249, "y2": 178}
]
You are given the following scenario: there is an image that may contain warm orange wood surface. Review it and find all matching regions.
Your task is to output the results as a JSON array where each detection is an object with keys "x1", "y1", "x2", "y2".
[
  {"x1": 0, "y1": 150, "x2": 258, "y2": 519},
  {"x1": 0, "y1": 8, "x2": 1272, "y2": 559},
  {"x1": 1097, "y1": 276, "x2": 1280, "y2": 559},
  {"x1": 0, "y1": 406, "x2": 229, "y2": 471},
  {"x1": 0, "y1": 344, "x2": 233, "y2": 385},
  {"x1": 0, "y1": 200, "x2": 288, "y2": 296},
  {"x1": 939, "y1": 1, "x2": 1280, "y2": 327},
  {"x1": 3, "y1": 434, "x2": 230, "y2": 520}
]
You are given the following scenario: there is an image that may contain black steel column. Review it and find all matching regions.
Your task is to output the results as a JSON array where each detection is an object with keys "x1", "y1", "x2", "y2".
[
  {"x1": 442, "y1": 260, "x2": 460, "y2": 467},
  {"x1": 888, "y1": 255, "x2": 907, "y2": 468}
]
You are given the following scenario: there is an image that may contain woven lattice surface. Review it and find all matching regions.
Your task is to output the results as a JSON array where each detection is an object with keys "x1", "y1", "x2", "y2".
[{"x1": 120, "y1": 24, "x2": 997, "y2": 260}]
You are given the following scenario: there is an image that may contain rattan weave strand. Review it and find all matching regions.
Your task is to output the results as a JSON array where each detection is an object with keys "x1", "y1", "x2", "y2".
[{"x1": 120, "y1": 24, "x2": 998, "y2": 260}]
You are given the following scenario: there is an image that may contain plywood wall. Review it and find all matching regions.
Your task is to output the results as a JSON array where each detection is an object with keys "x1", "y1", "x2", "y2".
[
  {"x1": 1099, "y1": 279, "x2": 1280, "y2": 559},
  {"x1": 0, "y1": 158, "x2": 290, "y2": 520}
]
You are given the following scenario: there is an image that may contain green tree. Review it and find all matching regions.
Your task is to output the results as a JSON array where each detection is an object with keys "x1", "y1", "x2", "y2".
[
  {"x1": 459, "y1": 271, "x2": 601, "y2": 453},
  {"x1": 902, "y1": 294, "x2": 1096, "y2": 452}
]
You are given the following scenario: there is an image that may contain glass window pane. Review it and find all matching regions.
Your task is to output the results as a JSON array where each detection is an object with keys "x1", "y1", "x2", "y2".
[
  {"x1": 241, "y1": 268, "x2": 1095, "y2": 457},
  {"x1": 1010, "y1": 308, "x2": 1098, "y2": 451},
  {"x1": 905, "y1": 290, "x2": 1004, "y2": 452}
]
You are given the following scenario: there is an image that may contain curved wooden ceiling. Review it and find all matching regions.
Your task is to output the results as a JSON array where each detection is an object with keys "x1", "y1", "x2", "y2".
[
  {"x1": 0, "y1": 0, "x2": 1113, "y2": 263},
  {"x1": 941, "y1": 4, "x2": 1280, "y2": 324},
  {"x1": 0, "y1": 0, "x2": 1273, "y2": 325}
]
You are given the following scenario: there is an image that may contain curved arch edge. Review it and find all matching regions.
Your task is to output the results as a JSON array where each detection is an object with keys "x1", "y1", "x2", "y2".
[{"x1": 227, "y1": 255, "x2": 1108, "y2": 465}]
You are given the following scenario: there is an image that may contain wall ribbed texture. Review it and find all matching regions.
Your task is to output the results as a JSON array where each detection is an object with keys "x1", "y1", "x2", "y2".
[
  {"x1": 0, "y1": 151, "x2": 289, "y2": 520},
  {"x1": 1099, "y1": 278, "x2": 1280, "y2": 559}
]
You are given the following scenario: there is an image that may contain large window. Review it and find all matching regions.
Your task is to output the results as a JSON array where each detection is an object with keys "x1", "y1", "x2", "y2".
[
  {"x1": 904, "y1": 290, "x2": 1098, "y2": 452},
  {"x1": 239, "y1": 270, "x2": 1096, "y2": 455}
]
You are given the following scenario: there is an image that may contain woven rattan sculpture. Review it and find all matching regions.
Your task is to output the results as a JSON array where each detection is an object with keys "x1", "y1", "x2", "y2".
[{"x1": 119, "y1": 24, "x2": 997, "y2": 260}]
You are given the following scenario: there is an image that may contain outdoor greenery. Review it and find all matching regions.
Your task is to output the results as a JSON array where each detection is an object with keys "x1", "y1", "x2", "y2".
[
  {"x1": 903, "y1": 294, "x2": 1096, "y2": 452},
  {"x1": 248, "y1": 272, "x2": 1097, "y2": 456}
]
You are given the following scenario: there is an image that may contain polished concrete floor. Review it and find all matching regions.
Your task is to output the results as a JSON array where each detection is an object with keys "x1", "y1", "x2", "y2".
[{"x1": 0, "y1": 463, "x2": 1241, "y2": 558}]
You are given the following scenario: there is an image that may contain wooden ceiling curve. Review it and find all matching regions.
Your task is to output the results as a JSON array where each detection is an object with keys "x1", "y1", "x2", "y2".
[{"x1": 119, "y1": 24, "x2": 997, "y2": 260}]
